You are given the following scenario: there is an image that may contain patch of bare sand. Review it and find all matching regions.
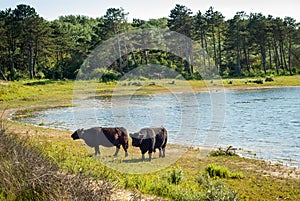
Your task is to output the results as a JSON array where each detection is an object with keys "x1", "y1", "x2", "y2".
[
  {"x1": 230, "y1": 159, "x2": 300, "y2": 180},
  {"x1": 111, "y1": 189, "x2": 167, "y2": 201}
]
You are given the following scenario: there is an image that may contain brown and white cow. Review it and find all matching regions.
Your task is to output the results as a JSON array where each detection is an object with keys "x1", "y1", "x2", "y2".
[{"x1": 71, "y1": 127, "x2": 129, "y2": 157}]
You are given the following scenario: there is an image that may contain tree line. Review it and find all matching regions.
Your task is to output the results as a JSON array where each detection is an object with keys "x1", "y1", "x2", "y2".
[{"x1": 0, "y1": 4, "x2": 299, "y2": 81}]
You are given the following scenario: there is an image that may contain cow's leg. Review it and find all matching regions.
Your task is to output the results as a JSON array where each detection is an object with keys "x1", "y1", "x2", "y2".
[
  {"x1": 121, "y1": 144, "x2": 128, "y2": 157},
  {"x1": 162, "y1": 148, "x2": 166, "y2": 158},
  {"x1": 149, "y1": 153, "x2": 152, "y2": 161},
  {"x1": 113, "y1": 147, "x2": 120, "y2": 157},
  {"x1": 158, "y1": 148, "x2": 162, "y2": 158},
  {"x1": 142, "y1": 154, "x2": 145, "y2": 161},
  {"x1": 94, "y1": 146, "x2": 100, "y2": 156}
]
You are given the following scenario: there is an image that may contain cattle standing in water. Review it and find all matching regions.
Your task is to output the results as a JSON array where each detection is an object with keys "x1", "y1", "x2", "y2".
[
  {"x1": 71, "y1": 127, "x2": 129, "y2": 157},
  {"x1": 129, "y1": 127, "x2": 167, "y2": 161}
]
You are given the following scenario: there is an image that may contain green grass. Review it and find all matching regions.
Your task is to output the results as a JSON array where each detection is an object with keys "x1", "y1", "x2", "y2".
[
  {"x1": 205, "y1": 163, "x2": 244, "y2": 179},
  {"x1": 1, "y1": 77, "x2": 300, "y2": 200},
  {"x1": 2, "y1": 120, "x2": 300, "y2": 201}
]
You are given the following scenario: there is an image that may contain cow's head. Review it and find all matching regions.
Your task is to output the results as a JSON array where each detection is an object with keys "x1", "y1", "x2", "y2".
[
  {"x1": 71, "y1": 128, "x2": 84, "y2": 140},
  {"x1": 129, "y1": 132, "x2": 144, "y2": 147}
]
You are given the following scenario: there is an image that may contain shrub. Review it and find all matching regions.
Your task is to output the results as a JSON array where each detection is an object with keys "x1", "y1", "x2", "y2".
[
  {"x1": 168, "y1": 167, "x2": 184, "y2": 185},
  {"x1": 197, "y1": 173, "x2": 210, "y2": 186},
  {"x1": 210, "y1": 147, "x2": 237, "y2": 157},
  {"x1": 205, "y1": 164, "x2": 230, "y2": 178},
  {"x1": 205, "y1": 164, "x2": 244, "y2": 179},
  {"x1": 204, "y1": 180, "x2": 240, "y2": 201},
  {"x1": 100, "y1": 69, "x2": 121, "y2": 82},
  {"x1": 230, "y1": 172, "x2": 244, "y2": 179},
  {"x1": 197, "y1": 173, "x2": 240, "y2": 200},
  {"x1": 265, "y1": 76, "x2": 274, "y2": 82}
]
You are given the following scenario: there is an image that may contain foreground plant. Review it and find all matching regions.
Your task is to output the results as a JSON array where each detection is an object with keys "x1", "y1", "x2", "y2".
[{"x1": 0, "y1": 128, "x2": 114, "y2": 200}]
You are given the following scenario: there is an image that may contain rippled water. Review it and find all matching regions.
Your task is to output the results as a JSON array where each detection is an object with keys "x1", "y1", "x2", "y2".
[{"x1": 22, "y1": 87, "x2": 300, "y2": 167}]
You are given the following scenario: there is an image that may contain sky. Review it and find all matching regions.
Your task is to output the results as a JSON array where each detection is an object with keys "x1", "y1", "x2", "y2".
[{"x1": 0, "y1": 0, "x2": 299, "y2": 22}]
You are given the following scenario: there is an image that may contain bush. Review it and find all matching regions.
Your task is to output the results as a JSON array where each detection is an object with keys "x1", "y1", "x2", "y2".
[
  {"x1": 168, "y1": 167, "x2": 184, "y2": 185},
  {"x1": 205, "y1": 164, "x2": 230, "y2": 178},
  {"x1": 204, "y1": 180, "x2": 240, "y2": 201},
  {"x1": 265, "y1": 76, "x2": 274, "y2": 82},
  {"x1": 197, "y1": 173, "x2": 240, "y2": 201},
  {"x1": 210, "y1": 147, "x2": 237, "y2": 157},
  {"x1": 205, "y1": 164, "x2": 244, "y2": 179},
  {"x1": 246, "y1": 79, "x2": 264, "y2": 84},
  {"x1": 100, "y1": 69, "x2": 121, "y2": 82},
  {"x1": 197, "y1": 173, "x2": 210, "y2": 186}
]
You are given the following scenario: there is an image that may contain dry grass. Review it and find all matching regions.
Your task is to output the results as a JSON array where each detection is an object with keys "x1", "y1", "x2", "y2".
[{"x1": 0, "y1": 116, "x2": 114, "y2": 201}]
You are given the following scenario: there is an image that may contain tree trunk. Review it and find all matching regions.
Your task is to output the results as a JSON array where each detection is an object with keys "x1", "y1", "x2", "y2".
[
  {"x1": 243, "y1": 40, "x2": 250, "y2": 72},
  {"x1": 33, "y1": 38, "x2": 39, "y2": 77},
  {"x1": 29, "y1": 45, "x2": 34, "y2": 79},
  {"x1": 236, "y1": 48, "x2": 241, "y2": 75},
  {"x1": 211, "y1": 24, "x2": 218, "y2": 74},
  {"x1": 288, "y1": 39, "x2": 292, "y2": 75},
  {"x1": 273, "y1": 40, "x2": 280, "y2": 74},
  {"x1": 144, "y1": 50, "x2": 148, "y2": 65},
  {"x1": 260, "y1": 44, "x2": 267, "y2": 75},
  {"x1": 0, "y1": 65, "x2": 8, "y2": 81},
  {"x1": 9, "y1": 50, "x2": 15, "y2": 80},
  {"x1": 204, "y1": 38, "x2": 211, "y2": 75},
  {"x1": 217, "y1": 27, "x2": 222, "y2": 74},
  {"x1": 201, "y1": 35, "x2": 207, "y2": 75},
  {"x1": 131, "y1": 50, "x2": 137, "y2": 67},
  {"x1": 279, "y1": 41, "x2": 287, "y2": 71},
  {"x1": 268, "y1": 43, "x2": 272, "y2": 71},
  {"x1": 184, "y1": 37, "x2": 192, "y2": 75},
  {"x1": 116, "y1": 35, "x2": 122, "y2": 73}
]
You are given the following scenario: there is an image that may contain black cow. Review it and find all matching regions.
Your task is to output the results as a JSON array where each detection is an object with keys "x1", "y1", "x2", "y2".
[
  {"x1": 71, "y1": 127, "x2": 129, "y2": 157},
  {"x1": 129, "y1": 127, "x2": 167, "y2": 161}
]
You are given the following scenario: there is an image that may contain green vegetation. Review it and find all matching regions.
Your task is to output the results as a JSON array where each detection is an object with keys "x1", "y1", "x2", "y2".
[
  {"x1": 205, "y1": 164, "x2": 244, "y2": 179},
  {"x1": 1, "y1": 76, "x2": 300, "y2": 110},
  {"x1": 2, "y1": 118, "x2": 299, "y2": 200},
  {"x1": 0, "y1": 78, "x2": 300, "y2": 200},
  {"x1": 0, "y1": 126, "x2": 113, "y2": 200},
  {"x1": 0, "y1": 2, "x2": 300, "y2": 200},
  {"x1": 0, "y1": 4, "x2": 299, "y2": 82}
]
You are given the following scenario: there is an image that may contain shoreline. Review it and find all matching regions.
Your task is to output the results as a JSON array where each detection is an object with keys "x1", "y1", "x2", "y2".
[
  {"x1": 6, "y1": 84, "x2": 300, "y2": 172},
  {"x1": 1, "y1": 78, "x2": 300, "y2": 200},
  {"x1": 10, "y1": 109, "x2": 300, "y2": 173}
]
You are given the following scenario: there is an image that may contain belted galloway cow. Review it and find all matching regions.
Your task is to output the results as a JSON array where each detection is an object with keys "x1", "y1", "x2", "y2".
[
  {"x1": 71, "y1": 127, "x2": 129, "y2": 157},
  {"x1": 130, "y1": 127, "x2": 167, "y2": 161}
]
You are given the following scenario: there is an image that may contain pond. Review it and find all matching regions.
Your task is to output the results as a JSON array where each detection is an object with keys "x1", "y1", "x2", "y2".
[{"x1": 21, "y1": 87, "x2": 300, "y2": 168}]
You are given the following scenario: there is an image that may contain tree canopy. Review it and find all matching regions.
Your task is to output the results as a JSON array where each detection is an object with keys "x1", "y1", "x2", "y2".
[{"x1": 0, "y1": 4, "x2": 299, "y2": 81}]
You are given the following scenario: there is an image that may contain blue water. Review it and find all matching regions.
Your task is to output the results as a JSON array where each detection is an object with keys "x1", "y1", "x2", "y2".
[{"x1": 21, "y1": 87, "x2": 300, "y2": 167}]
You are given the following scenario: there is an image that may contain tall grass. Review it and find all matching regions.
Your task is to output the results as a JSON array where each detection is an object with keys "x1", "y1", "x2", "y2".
[{"x1": 0, "y1": 121, "x2": 114, "y2": 200}]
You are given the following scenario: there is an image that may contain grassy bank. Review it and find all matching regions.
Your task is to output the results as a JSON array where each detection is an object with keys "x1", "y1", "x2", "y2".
[
  {"x1": 1, "y1": 76, "x2": 300, "y2": 109},
  {"x1": 1, "y1": 76, "x2": 300, "y2": 200}
]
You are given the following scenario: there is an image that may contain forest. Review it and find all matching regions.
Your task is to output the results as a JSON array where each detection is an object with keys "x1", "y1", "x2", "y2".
[{"x1": 0, "y1": 4, "x2": 299, "y2": 81}]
